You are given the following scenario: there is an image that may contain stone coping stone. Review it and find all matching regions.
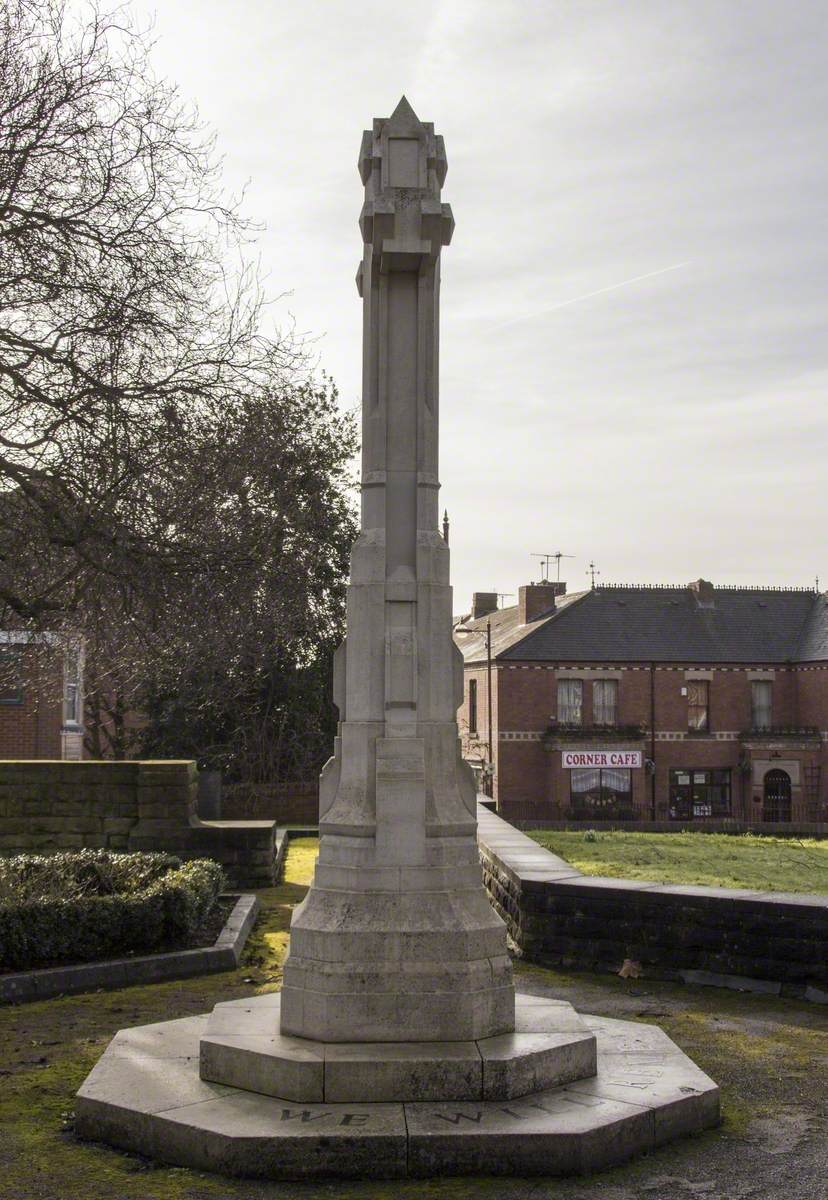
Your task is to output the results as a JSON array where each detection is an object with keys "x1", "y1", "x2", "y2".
[
  {"x1": 75, "y1": 1002, "x2": 719, "y2": 1180},
  {"x1": 0, "y1": 893, "x2": 259, "y2": 1006},
  {"x1": 199, "y1": 993, "x2": 597, "y2": 1103}
]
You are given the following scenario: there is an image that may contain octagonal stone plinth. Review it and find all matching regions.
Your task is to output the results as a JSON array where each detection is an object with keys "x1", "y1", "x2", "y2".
[
  {"x1": 75, "y1": 1003, "x2": 720, "y2": 1180},
  {"x1": 198, "y1": 992, "x2": 596, "y2": 1103}
]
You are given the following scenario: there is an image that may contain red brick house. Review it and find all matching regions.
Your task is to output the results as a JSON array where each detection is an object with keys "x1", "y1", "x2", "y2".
[
  {"x1": 455, "y1": 580, "x2": 828, "y2": 828},
  {"x1": 0, "y1": 633, "x2": 84, "y2": 760}
]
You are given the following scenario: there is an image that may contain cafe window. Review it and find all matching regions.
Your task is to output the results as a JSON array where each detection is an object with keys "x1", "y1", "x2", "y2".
[
  {"x1": 571, "y1": 767, "x2": 633, "y2": 819},
  {"x1": 669, "y1": 769, "x2": 731, "y2": 820},
  {"x1": 557, "y1": 679, "x2": 583, "y2": 726},
  {"x1": 751, "y1": 681, "x2": 772, "y2": 731},
  {"x1": 687, "y1": 680, "x2": 709, "y2": 731},
  {"x1": 593, "y1": 679, "x2": 618, "y2": 726},
  {"x1": 468, "y1": 678, "x2": 478, "y2": 734}
]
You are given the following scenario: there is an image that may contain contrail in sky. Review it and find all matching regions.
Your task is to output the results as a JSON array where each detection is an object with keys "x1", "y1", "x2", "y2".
[{"x1": 499, "y1": 261, "x2": 691, "y2": 329}]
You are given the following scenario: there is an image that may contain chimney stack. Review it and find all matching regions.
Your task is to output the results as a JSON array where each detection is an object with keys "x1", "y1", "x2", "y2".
[
  {"x1": 471, "y1": 592, "x2": 498, "y2": 620},
  {"x1": 688, "y1": 579, "x2": 715, "y2": 609},
  {"x1": 518, "y1": 581, "x2": 566, "y2": 624}
]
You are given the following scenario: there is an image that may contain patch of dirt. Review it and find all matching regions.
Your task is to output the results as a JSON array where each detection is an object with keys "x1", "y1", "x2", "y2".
[{"x1": 745, "y1": 1105, "x2": 817, "y2": 1155}]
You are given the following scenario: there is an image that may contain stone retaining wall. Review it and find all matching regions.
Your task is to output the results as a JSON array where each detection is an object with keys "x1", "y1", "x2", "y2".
[
  {"x1": 477, "y1": 805, "x2": 828, "y2": 1000},
  {"x1": 0, "y1": 760, "x2": 276, "y2": 887}
]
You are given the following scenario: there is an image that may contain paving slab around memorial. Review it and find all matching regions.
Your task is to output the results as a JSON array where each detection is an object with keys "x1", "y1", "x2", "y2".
[{"x1": 75, "y1": 1001, "x2": 720, "y2": 1180}]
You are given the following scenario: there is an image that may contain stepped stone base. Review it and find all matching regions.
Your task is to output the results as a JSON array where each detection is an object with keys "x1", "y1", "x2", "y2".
[
  {"x1": 199, "y1": 993, "x2": 596, "y2": 1102},
  {"x1": 75, "y1": 997, "x2": 720, "y2": 1180}
]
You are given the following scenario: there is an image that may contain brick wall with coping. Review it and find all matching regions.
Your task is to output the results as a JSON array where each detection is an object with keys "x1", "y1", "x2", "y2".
[
  {"x1": 0, "y1": 760, "x2": 276, "y2": 887},
  {"x1": 477, "y1": 804, "x2": 828, "y2": 998}
]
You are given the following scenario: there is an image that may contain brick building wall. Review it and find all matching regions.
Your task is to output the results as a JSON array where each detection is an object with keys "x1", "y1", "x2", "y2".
[
  {"x1": 0, "y1": 638, "x2": 82, "y2": 761},
  {"x1": 460, "y1": 660, "x2": 828, "y2": 827},
  {"x1": 0, "y1": 647, "x2": 64, "y2": 759},
  {"x1": 459, "y1": 665, "x2": 492, "y2": 757}
]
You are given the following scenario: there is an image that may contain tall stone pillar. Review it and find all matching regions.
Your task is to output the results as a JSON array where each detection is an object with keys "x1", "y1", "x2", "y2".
[{"x1": 279, "y1": 97, "x2": 515, "y2": 1043}]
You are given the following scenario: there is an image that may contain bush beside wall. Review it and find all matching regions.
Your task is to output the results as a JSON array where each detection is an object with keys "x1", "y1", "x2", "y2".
[{"x1": 0, "y1": 851, "x2": 224, "y2": 970}]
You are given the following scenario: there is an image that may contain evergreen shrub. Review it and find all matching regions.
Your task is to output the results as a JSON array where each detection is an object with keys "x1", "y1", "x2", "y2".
[{"x1": 0, "y1": 850, "x2": 225, "y2": 970}]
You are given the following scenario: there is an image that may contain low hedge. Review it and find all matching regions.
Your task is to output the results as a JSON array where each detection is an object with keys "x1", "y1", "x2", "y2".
[{"x1": 0, "y1": 850, "x2": 225, "y2": 971}]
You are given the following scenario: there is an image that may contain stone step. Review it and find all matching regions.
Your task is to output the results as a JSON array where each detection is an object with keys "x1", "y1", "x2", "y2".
[{"x1": 199, "y1": 993, "x2": 597, "y2": 1103}]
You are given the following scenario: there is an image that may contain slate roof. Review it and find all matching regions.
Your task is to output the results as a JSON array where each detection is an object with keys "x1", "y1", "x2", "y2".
[
  {"x1": 455, "y1": 585, "x2": 828, "y2": 665},
  {"x1": 455, "y1": 590, "x2": 589, "y2": 661},
  {"x1": 796, "y1": 592, "x2": 828, "y2": 661}
]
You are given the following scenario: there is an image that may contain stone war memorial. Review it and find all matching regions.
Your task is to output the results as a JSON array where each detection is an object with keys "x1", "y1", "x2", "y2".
[{"x1": 75, "y1": 99, "x2": 719, "y2": 1180}]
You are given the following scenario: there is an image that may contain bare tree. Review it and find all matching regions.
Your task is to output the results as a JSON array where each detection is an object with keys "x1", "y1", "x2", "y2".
[
  {"x1": 0, "y1": 0, "x2": 296, "y2": 622},
  {"x1": 0, "y1": 1, "x2": 360, "y2": 782}
]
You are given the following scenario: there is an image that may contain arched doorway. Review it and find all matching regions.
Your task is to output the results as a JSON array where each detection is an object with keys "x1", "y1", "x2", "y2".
[{"x1": 763, "y1": 769, "x2": 791, "y2": 822}]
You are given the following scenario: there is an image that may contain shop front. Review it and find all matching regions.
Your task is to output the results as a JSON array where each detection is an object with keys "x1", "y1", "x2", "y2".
[
  {"x1": 560, "y1": 748, "x2": 644, "y2": 820},
  {"x1": 741, "y1": 730, "x2": 823, "y2": 824},
  {"x1": 668, "y1": 768, "x2": 733, "y2": 821}
]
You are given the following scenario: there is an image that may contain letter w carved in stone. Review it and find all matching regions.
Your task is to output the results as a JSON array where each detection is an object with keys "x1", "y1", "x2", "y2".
[{"x1": 279, "y1": 1109, "x2": 332, "y2": 1122}]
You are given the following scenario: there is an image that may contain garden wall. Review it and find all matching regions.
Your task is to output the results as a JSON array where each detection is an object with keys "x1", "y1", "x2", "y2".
[
  {"x1": 0, "y1": 760, "x2": 276, "y2": 887},
  {"x1": 477, "y1": 805, "x2": 828, "y2": 1001},
  {"x1": 221, "y1": 780, "x2": 318, "y2": 824}
]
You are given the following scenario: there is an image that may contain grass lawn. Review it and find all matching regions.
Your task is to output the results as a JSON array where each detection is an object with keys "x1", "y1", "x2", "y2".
[{"x1": 526, "y1": 829, "x2": 828, "y2": 892}]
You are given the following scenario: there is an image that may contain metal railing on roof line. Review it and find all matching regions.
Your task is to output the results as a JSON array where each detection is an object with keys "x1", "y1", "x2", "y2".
[{"x1": 595, "y1": 584, "x2": 818, "y2": 593}]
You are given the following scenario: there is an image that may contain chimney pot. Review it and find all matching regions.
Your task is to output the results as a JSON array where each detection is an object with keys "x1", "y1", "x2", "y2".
[
  {"x1": 470, "y1": 592, "x2": 498, "y2": 620},
  {"x1": 688, "y1": 578, "x2": 715, "y2": 608},
  {"x1": 519, "y1": 581, "x2": 566, "y2": 624}
]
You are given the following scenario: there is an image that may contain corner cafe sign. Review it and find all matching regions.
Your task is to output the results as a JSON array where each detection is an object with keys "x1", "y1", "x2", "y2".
[{"x1": 562, "y1": 750, "x2": 642, "y2": 769}]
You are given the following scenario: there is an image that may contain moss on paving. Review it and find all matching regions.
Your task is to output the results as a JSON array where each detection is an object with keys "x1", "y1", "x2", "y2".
[
  {"x1": 526, "y1": 828, "x2": 828, "y2": 892},
  {"x1": 2, "y1": 834, "x2": 827, "y2": 1198}
]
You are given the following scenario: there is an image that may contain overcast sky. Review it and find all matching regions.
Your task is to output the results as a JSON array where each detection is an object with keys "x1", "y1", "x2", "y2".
[{"x1": 137, "y1": 0, "x2": 827, "y2": 610}]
